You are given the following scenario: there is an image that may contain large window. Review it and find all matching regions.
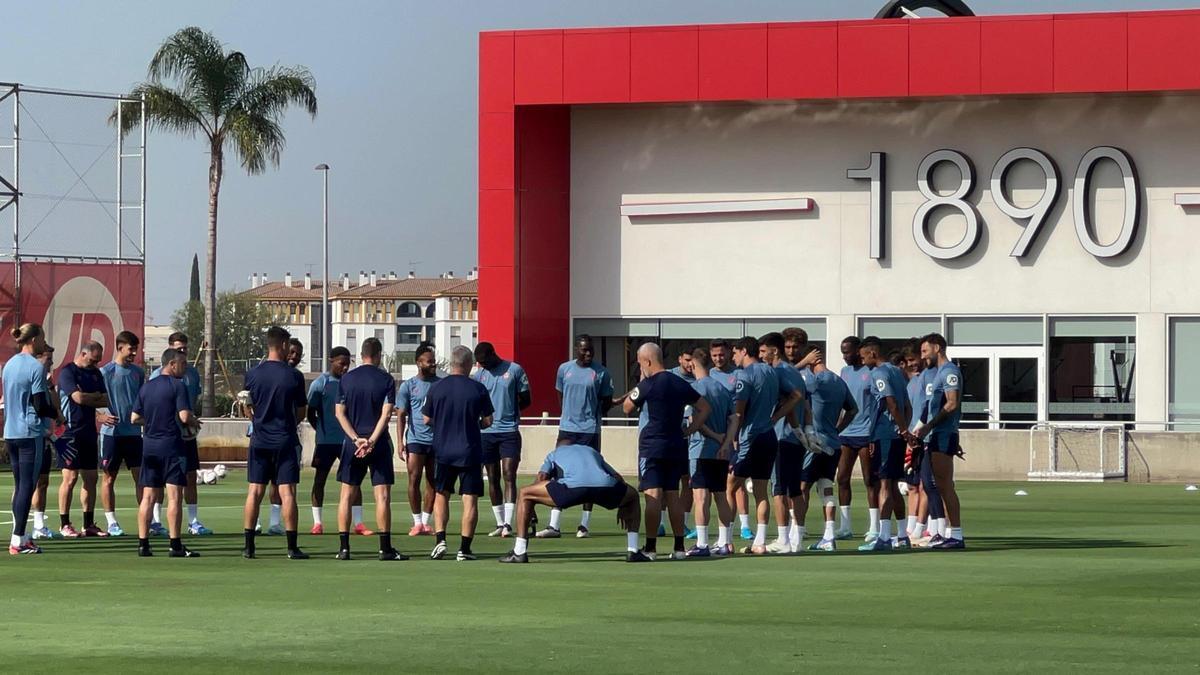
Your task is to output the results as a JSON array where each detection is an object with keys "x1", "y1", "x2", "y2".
[
  {"x1": 346, "y1": 329, "x2": 357, "y2": 356},
  {"x1": 1049, "y1": 317, "x2": 1134, "y2": 423},
  {"x1": 1170, "y1": 318, "x2": 1200, "y2": 429},
  {"x1": 398, "y1": 302, "x2": 421, "y2": 318},
  {"x1": 857, "y1": 316, "x2": 941, "y2": 357},
  {"x1": 396, "y1": 325, "x2": 422, "y2": 345}
]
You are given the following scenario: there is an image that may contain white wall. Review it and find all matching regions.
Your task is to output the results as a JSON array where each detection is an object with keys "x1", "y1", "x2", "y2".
[{"x1": 570, "y1": 95, "x2": 1200, "y2": 425}]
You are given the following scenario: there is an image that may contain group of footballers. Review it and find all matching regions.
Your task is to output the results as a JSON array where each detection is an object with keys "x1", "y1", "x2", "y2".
[{"x1": 4, "y1": 318, "x2": 964, "y2": 562}]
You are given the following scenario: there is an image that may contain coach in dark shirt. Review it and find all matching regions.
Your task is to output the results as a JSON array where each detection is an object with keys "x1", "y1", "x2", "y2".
[
  {"x1": 422, "y1": 345, "x2": 494, "y2": 561},
  {"x1": 242, "y1": 326, "x2": 309, "y2": 560}
]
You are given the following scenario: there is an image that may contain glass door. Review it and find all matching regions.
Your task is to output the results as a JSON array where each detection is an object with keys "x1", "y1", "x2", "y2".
[{"x1": 946, "y1": 346, "x2": 1046, "y2": 430}]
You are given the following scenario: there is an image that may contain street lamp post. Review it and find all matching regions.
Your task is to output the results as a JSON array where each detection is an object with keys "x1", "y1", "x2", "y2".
[{"x1": 315, "y1": 163, "x2": 330, "y2": 371}]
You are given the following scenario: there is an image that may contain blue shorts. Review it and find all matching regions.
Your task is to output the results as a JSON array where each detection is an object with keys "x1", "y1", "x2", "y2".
[
  {"x1": 733, "y1": 431, "x2": 778, "y2": 480},
  {"x1": 405, "y1": 442, "x2": 433, "y2": 456},
  {"x1": 689, "y1": 458, "x2": 729, "y2": 491},
  {"x1": 800, "y1": 450, "x2": 837, "y2": 484},
  {"x1": 100, "y1": 435, "x2": 143, "y2": 472},
  {"x1": 56, "y1": 434, "x2": 99, "y2": 471},
  {"x1": 928, "y1": 432, "x2": 960, "y2": 456},
  {"x1": 546, "y1": 480, "x2": 627, "y2": 510},
  {"x1": 557, "y1": 430, "x2": 601, "y2": 453},
  {"x1": 139, "y1": 452, "x2": 187, "y2": 489},
  {"x1": 336, "y1": 438, "x2": 395, "y2": 487},
  {"x1": 638, "y1": 457, "x2": 687, "y2": 491},
  {"x1": 874, "y1": 436, "x2": 905, "y2": 480},
  {"x1": 312, "y1": 443, "x2": 341, "y2": 471},
  {"x1": 839, "y1": 435, "x2": 872, "y2": 451},
  {"x1": 435, "y1": 462, "x2": 484, "y2": 496},
  {"x1": 247, "y1": 442, "x2": 301, "y2": 486},
  {"x1": 481, "y1": 432, "x2": 522, "y2": 464},
  {"x1": 772, "y1": 441, "x2": 804, "y2": 497}
]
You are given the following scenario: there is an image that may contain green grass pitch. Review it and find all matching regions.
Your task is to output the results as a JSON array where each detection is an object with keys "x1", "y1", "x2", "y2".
[{"x1": 0, "y1": 472, "x2": 1197, "y2": 672}]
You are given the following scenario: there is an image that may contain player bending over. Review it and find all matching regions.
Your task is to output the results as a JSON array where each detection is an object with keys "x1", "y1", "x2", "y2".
[{"x1": 500, "y1": 440, "x2": 647, "y2": 563}]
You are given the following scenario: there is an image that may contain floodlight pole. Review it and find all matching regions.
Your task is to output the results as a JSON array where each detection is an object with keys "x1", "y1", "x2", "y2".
[{"x1": 316, "y1": 163, "x2": 330, "y2": 369}]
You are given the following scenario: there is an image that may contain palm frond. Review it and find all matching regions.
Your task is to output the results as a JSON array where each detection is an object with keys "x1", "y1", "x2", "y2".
[
  {"x1": 108, "y1": 83, "x2": 210, "y2": 138},
  {"x1": 228, "y1": 66, "x2": 317, "y2": 121},
  {"x1": 223, "y1": 111, "x2": 284, "y2": 175},
  {"x1": 148, "y1": 27, "x2": 247, "y2": 119}
]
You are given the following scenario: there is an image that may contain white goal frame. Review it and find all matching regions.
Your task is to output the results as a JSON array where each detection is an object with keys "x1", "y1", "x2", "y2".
[{"x1": 1028, "y1": 422, "x2": 1127, "y2": 482}]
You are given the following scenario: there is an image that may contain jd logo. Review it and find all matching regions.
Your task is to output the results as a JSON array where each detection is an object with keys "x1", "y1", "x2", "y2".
[{"x1": 43, "y1": 276, "x2": 125, "y2": 373}]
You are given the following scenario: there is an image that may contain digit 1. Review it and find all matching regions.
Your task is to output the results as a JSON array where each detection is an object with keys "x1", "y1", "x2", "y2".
[{"x1": 848, "y1": 152, "x2": 886, "y2": 260}]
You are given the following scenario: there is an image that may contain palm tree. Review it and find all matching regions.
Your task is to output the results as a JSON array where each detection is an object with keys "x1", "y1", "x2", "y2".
[{"x1": 115, "y1": 27, "x2": 316, "y2": 415}]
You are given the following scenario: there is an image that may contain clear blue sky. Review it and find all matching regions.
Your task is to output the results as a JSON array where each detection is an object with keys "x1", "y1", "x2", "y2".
[{"x1": 1, "y1": 0, "x2": 1191, "y2": 321}]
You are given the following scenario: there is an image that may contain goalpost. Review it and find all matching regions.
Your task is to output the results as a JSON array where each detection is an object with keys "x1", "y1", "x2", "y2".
[{"x1": 1028, "y1": 423, "x2": 1128, "y2": 482}]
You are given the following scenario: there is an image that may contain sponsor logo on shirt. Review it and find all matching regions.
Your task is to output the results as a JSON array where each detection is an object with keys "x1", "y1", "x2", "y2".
[{"x1": 947, "y1": 374, "x2": 960, "y2": 386}]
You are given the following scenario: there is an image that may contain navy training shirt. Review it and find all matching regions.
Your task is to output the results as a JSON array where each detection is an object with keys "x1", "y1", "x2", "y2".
[
  {"x1": 422, "y1": 374, "x2": 494, "y2": 467},
  {"x1": 56, "y1": 362, "x2": 106, "y2": 441},
  {"x1": 629, "y1": 370, "x2": 701, "y2": 460},
  {"x1": 132, "y1": 374, "x2": 190, "y2": 455},
  {"x1": 245, "y1": 360, "x2": 307, "y2": 449},
  {"x1": 336, "y1": 365, "x2": 396, "y2": 439}
]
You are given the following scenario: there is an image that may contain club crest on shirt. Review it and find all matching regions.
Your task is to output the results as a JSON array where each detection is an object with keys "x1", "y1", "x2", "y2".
[
  {"x1": 926, "y1": 383, "x2": 934, "y2": 396},
  {"x1": 735, "y1": 380, "x2": 745, "y2": 393},
  {"x1": 876, "y1": 379, "x2": 886, "y2": 392}
]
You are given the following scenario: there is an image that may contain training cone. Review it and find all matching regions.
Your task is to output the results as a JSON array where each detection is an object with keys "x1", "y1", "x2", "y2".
[
  {"x1": 1014, "y1": 490, "x2": 1028, "y2": 496},
  {"x1": 1186, "y1": 485, "x2": 1198, "y2": 492}
]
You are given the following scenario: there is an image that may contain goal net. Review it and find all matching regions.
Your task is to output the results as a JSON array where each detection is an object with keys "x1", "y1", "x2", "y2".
[{"x1": 1028, "y1": 423, "x2": 1127, "y2": 482}]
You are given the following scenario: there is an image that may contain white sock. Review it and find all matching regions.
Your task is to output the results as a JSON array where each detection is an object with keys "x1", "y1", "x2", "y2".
[
  {"x1": 949, "y1": 526, "x2": 963, "y2": 541},
  {"x1": 717, "y1": 525, "x2": 730, "y2": 547},
  {"x1": 776, "y1": 526, "x2": 790, "y2": 544},
  {"x1": 912, "y1": 521, "x2": 925, "y2": 539},
  {"x1": 906, "y1": 515, "x2": 917, "y2": 535},
  {"x1": 270, "y1": 504, "x2": 283, "y2": 527},
  {"x1": 491, "y1": 504, "x2": 504, "y2": 527},
  {"x1": 788, "y1": 508, "x2": 797, "y2": 526},
  {"x1": 312, "y1": 507, "x2": 323, "y2": 525},
  {"x1": 838, "y1": 505, "x2": 852, "y2": 530},
  {"x1": 753, "y1": 524, "x2": 767, "y2": 547},
  {"x1": 503, "y1": 502, "x2": 515, "y2": 526},
  {"x1": 187, "y1": 504, "x2": 199, "y2": 523},
  {"x1": 823, "y1": 519, "x2": 835, "y2": 540},
  {"x1": 738, "y1": 513, "x2": 751, "y2": 529},
  {"x1": 868, "y1": 507, "x2": 880, "y2": 534},
  {"x1": 152, "y1": 503, "x2": 162, "y2": 525},
  {"x1": 696, "y1": 524, "x2": 709, "y2": 547},
  {"x1": 420, "y1": 511, "x2": 431, "y2": 526},
  {"x1": 104, "y1": 511, "x2": 117, "y2": 527},
  {"x1": 626, "y1": 531, "x2": 639, "y2": 552},
  {"x1": 879, "y1": 518, "x2": 892, "y2": 541},
  {"x1": 683, "y1": 510, "x2": 692, "y2": 528},
  {"x1": 548, "y1": 508, "x2": 562, "y2": 530},
  {"x1": 580, "y1": 510, "x2": 592, "y2": 529},
  {"x1": 514, "y1": 536, "x2": 528, "y2": 555},
  {"x1": 10, "y1": 534, "x2": 21, "y2": 548},
  {"x1": 791, "y1": 523, "x2": 801, "y2": 545},
  {"x1": 937, "y1": 517, "x2": 947, "y2": 537},
  {"x1": 412, "y1": 512, "x2": 422, "y2": 526},
  {"x1": 351, "y1": 505, "x2": 363, "y2": 526},
  {"x1": 33, "y1": 511, "x2": 45, "y2": 530}
]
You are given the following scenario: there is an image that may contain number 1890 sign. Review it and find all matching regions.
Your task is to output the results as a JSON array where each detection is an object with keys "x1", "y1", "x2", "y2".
[{"x1": 847, "y1": 147, "x2": 1140, "y2": 261}]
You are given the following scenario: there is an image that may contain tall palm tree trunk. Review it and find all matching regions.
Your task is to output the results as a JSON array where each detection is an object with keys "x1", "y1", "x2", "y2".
[{"x1": 203, "y1": 143, "x2": 223, "y2": 416}]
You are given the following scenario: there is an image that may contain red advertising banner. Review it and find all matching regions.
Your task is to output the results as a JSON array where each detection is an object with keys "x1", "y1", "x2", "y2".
[{"x1": 0, "y1": 261, "x2": 145, "y2": 374}]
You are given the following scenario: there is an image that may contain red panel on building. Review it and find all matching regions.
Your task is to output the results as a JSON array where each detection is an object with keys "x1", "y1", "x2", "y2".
[
  {"x1": 910, "y1": 18, "x2": 980, "y2": 96},
  {"x1": 980, "y1": 16, "x2": 1054, "y2": 95},
  {"x1": 0, "y1": 261, "x2": 145, "y2": 374},
  {"x1": 563, "y1": 29, "x2": 631, "y2": 103},
  {"x1": 478, "y1": 112, "x2": 515, "y2": 190},
  {"x1": 478, "y1": 189, "x2": 515, "y2": 269},
  {"x1": 698, "y1": 25, "x2": 768, "y2": 101},
  {"x1": 631, "y1": 27, "x2": 699, "y2": 102},
  {"x1": 479, "y1": 32, "x2": 514, "y2": 113},
  {"x1": 767, "y1": 23, "x2": 839, "y2": 100},
  {"x1": 514, "y1": 30, "x2": 563, "y2": 104},
  {"x1": 838, "y1": 21, "x2": 909, "y2": 98},
  {"x1": 1053, "y1": 14, "x2": 1128, "y2": 93},
  {"x1": 1128, "y1": 12, "x2": 1200, "y2": 91}
]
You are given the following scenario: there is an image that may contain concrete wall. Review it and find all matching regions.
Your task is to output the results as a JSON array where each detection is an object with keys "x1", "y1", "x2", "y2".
[{"x1": 197, "y1": 420, "x2": 1198, "y2": 483}]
